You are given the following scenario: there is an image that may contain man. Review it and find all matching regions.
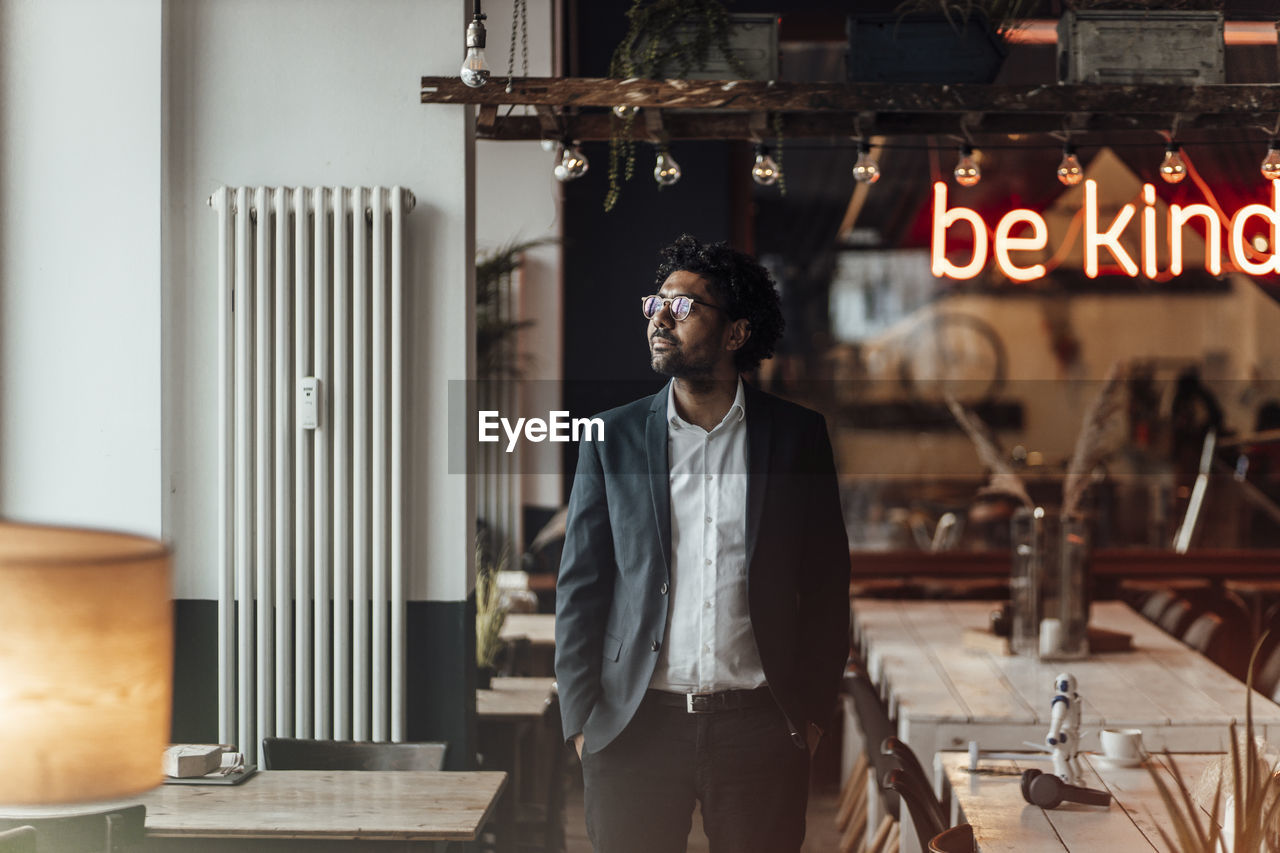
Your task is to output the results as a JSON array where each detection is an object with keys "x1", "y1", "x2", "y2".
[{"x1": 555, "y1": 235, "x2": 850, "y2": 852}]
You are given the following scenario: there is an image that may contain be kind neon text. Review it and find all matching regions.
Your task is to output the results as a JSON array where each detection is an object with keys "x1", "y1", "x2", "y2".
[{"x1": 931, "y1": 180, "x2": 1280, "y2": 281}]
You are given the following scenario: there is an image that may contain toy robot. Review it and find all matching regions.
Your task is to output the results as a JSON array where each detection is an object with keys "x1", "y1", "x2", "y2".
[{"x1": 1046, "y1": 672, "x2": 1082, "y2": 785}]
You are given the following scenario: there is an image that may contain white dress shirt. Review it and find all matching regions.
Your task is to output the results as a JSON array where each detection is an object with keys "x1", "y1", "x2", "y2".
[{"x1": 649, "y1": 378, "x2": 766, "y2": 693}]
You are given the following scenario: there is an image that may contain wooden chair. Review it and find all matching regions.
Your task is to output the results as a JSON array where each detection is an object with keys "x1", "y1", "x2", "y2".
[
  {"x1": 261, "y1": 738, "x2": 447, "y2": 771},
  {"x1": 1141, "y1": 589, "x2": 1176, "y2": 623},
  {"x1": 882, "y1": 737, "x2": 948, "y2": 836},
  {"x1": 1256, "y1": 642, "x2": 1280, "y2": 699},
  {"x1": 1159, "y1": 598, "x2": 1194, "y2": 636},
  {"x1": 1182, "y1": 611, "x2": 1223, "y2": 655},
  {"x1": 0, "y1": 827, "x2": 35, "y2": 853},
  {"x1": 845, "y1": 668, "x2": 899, "y2": 819},
  {"x1": 884, "y1": 768, "x2": 947, "y2": 847},
  {"x1": 0, "y1": 807, "x2": 144, "y2": 853},
  {"x1": 929, "y1": 822, "x2": 975, "y2": 853}
]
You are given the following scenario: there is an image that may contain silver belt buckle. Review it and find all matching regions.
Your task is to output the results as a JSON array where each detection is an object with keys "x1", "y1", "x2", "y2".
[{"x1": 686, "y1": 692, "x2": 706, "y2": 713}]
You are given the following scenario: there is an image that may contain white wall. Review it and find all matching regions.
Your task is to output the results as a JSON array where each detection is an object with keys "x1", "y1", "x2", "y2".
[
  {"x1": 163, "y1": 0, "x2": 475, "y2": 600},
  {"x1": 474, "y1": 0, "x2": 565, "y2": 520},
  {"x1": 0, "y1": 0, "x2": 164, "y2": 537}
]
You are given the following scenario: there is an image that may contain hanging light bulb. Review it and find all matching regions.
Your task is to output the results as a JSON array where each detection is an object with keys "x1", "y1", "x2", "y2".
[
  {"x1": 1160, "y1": 142, "x2": 1187, "y2": 184},
  {"x1": 654, "y1": 147, "x2": 682, "y2": 186},
  {"x1": 954, "y1": 144, "x2": 981, "y2": 187},
  {"x1": 752, "y1": 145, "x2": 779, "y2": 186},
  {"x1": 1262, "y1": 141, "x2": 1280, "y2": 181},
  {"x1": 612, "y1": 105, "x2": 638, "y2": 119},
  {"x1": 460, "y1": 9, "x2": 490, "y2": 88},
  {"x1": 540, "y1": 138, "x2": 558, "y2": 153},
  {"x1": 852, "y1": 141, "x2": 881, "y2": 184},
  {"x1": 553, "y1": 143, "x2": 589, "y2": 182},
  {"x1": 1057, "y1": 142, "x2": 1083, "y2": 186}
]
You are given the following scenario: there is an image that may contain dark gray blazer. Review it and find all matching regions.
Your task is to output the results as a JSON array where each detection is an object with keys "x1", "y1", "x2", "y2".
[{"x1": 554, "y1": 380, "x2": 850, "y2": 753}]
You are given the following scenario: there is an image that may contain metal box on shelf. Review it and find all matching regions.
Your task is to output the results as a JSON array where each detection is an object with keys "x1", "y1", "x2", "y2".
[
  {"x1": 1057, "y1": 10, "x2": 1224, "y2": 85},
  {"x1": 660, "y1": 14, "x2": 779, "y2": 81}
]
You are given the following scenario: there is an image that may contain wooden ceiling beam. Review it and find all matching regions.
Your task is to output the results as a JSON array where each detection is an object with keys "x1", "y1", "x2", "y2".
[{"x1": 422, "y1": 75, "x2": 1280, "y2": 118}]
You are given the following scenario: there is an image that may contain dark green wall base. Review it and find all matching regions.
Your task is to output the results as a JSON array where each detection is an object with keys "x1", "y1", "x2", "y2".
[{"x1": 171, "y1": 596, "x2": 477, "y2": 770}]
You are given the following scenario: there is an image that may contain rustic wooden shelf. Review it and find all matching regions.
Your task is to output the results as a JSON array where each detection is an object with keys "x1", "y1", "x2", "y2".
[{"x1": 420, "y1": 76, "x2": 1280, "y2": 139}]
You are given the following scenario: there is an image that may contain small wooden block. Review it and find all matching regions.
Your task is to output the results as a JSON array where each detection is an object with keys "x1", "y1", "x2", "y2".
[
  {"x1": 1087, "y1": 626, "x2": 1133, "y2": 653},
  {"x1": 962, "y1": 627, "x2": 1012, "y2": 655},
  {"x1": 163, "y1": 745, "x2": 225, "y2": 778}
]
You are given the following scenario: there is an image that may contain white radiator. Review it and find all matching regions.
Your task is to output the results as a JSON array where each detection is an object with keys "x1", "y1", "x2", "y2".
[{"x1": 210, "y1": 186, "x2": 413, "y2": 763}]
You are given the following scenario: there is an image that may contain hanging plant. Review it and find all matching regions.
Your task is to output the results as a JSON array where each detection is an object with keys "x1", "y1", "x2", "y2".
[{"x1": 604, "y1": 0, "x2": 748, "y2": 211}]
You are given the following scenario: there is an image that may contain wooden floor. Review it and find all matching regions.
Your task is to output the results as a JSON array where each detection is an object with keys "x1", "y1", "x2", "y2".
[{"x1": 561, "y1": 766, "x2": 844, "y2": 852}]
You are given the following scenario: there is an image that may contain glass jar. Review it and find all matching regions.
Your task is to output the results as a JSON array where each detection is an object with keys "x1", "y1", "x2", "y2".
[{"x1": 1010, "y1": 507, "x2": 1090, "y2": 660}]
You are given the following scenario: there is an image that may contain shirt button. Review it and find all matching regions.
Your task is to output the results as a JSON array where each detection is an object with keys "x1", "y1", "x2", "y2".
[
  {"x1": 705, "y1": 559, "x2": 711, "y2": 566},
  {"x1": 705, "y1": 516, "x2": 712, "y2": 524},
  {"x1": 660, "y1": 582, "x2": 669, "y2": 595},
  {"x1": 651, "y1": 640, "x2": 661, "y2": 652},
  {"x1": 706, "y1": 475, "x2": 712, "y2": 481},
  {"x1": 704, "y1": 601, "x2": 712, "y2": 609},
  {"x1": 703, "y1": 644, "x2": 710, "y2": 653}
]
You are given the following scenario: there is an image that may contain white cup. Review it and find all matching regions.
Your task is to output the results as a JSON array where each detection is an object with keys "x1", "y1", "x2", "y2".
[
  {"x1": 1039, "y1": 618, "x2": 1062, "y2": 656},
  {"x1": 1101, "y1": 728, "x2": 1146, "y2": 764}
]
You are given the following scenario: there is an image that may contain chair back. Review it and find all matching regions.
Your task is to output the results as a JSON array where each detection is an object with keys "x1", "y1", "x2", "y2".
[
  {"x1": 0, "y1": 807, "x2": 144, "y2": 853},
  {"x1": 1159, "y1": 599, "x2": 1193, "y2": 636},
  {"x1": 845, "y1": 668, "x2": 899, "y2": 818},
  {"x1": 262, "y1": 738, "x2": 447, "y2": 771},
  {"x1": 929, "y1": 822, "x2": 975, "y2": 853},
  {"x1": 0, "y1": 827, "x2": 35, "y2": 853},
  {"x1": 885, "y1": 768, "x2": 946, "y2": 846},
  {"x1": 882, "y1": 737, "x2": 947, "y2": 833},
  {"x1": 1182, "y1": 611, "x2": 1223, "y2": 655},
  {"x1": 1141, "y1": 589, "x2": 1176, "y2": 622}
]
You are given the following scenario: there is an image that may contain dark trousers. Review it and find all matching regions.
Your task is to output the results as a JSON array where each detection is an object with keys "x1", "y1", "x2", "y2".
[{"x1": 581, "y1": 691, "x2": 810, "y2": 853}]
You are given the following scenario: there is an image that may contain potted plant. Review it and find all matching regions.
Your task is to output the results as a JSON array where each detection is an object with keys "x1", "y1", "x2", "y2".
[
  {"x1": 847, "y1": 0, "x2": 1035, "y2": 84},
  {"x1": 475, "y1": 543, "x2": 508, "y2": 690},
  {"x1": 1057, "y1": 0, "x2": 1225, "y2": 85}
]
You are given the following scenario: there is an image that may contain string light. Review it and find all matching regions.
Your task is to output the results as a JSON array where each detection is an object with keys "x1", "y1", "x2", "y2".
[
  {"x1": 954, "y1": 144, "x2": 981, "y2": 187},
  {"x1": 1057, "y1": 142, "x2": 1083, "y2": 186},
  {"x1": 751, "y1": 145, "x2": 779, "y2": 186},
  {"x1": 1262, "y1": 140, "x2": 1280, "y2": 181},
  {"x1": 553, "y1": 143, "x2": 589, "y2": 182},
  {"x1": 852, "y1": 141, "x2": 881, "y2": 184},
  {"x1": 1160, "y1": 142, "x2": 1187, "y2": 184},
  {"x1": 654, "y1": 146, "x2": 682, "y2": 186}
]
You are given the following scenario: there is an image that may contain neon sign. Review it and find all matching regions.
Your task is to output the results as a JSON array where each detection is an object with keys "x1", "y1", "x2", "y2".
[{"x1": 930, "y1": 179, "x2": 1280, "y2": 281}]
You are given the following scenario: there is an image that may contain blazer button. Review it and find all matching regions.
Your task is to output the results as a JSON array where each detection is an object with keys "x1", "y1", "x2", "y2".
[
  {"x1": 660, "y1": 582, "x2": 669, "y2": 595},
  {"x1": 651, "y1": 640, "x2": 660, "y2": 652}
]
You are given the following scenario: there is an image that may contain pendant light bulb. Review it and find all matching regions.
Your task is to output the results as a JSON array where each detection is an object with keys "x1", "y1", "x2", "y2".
[
  {"x1": 553, "y1": 143, "x2": 589, "y2": 182},
  {"x1": 752, "y1": 145, "x2": 779, "y2": 186},
  {"x1": 460, "y1": 15, "x2": 490, "y2": 88},
  {"x1": 1160, "y1": 142, "x2": 1187, "y2": 184},
  {"x1": 954, "y1": 144, "x2": 981, "y2": 187},
  {"x1": 852, "y1": 141, "x2": 881, "y2": 184},
  {"x1": 654, "y1": 148, "x2": 682, "y2": 186},
  {"x1": 1262, "y1": 141, "x2": 1280, "y2": 181},
  {"x1": 612, "y1": 105, "x2": 638, "y2": 119},
  {"x1": 1057, "y1": 143, "x2": 1083, "y2": 186}
]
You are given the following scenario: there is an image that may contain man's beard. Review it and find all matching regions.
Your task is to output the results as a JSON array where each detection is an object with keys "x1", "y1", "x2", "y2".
[{"x1": 650, "y1": 338, "x2": 715, "y2": 378}]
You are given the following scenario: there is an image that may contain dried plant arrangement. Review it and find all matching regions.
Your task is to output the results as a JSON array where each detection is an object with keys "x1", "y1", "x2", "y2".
[
  {"x1": 1062, "y1": 361, "x2": 1128, "y2": 517},
  {"x1": 944, "y1": 394, "x2": 1034, "y2": 508},
  {"x1": 1148, "y1": 639, "x2": 1280, "y2": 853},
  {"x1": 475, "y1": 542, "x2": 509, "y2": 672}
]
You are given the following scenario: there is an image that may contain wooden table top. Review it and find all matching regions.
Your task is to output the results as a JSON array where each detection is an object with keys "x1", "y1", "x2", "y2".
[
  {"x1": 853, "y1": 599, "x2": 1280, "y2": 750},
  {"x1": 135, "y1": 770, "x2": 507, "y2": 840},
  {"x1": 939, "y1": 751, "x2": 1220, "y2": 852},
  {"x1": 499, "y1": 613, "x2": 555, "y2": 647},
  {"x1": 477, "y1": 676, "x2": 556, "y2": 720}
]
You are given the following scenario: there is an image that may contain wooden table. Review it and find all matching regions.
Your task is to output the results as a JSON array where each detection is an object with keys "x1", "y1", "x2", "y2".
[
  {"x1": 477, "y1": 677, "x2": 558, "y2": 853},
  {"x1": 499, "y1": 614, "x2": 557, "y2": 677},
  {"x1": 851, "y1": 599, "x2": 1280, "y2": 851},
  {"x1": 938, "y1": 751, "x2": 1220, "y2": 852},
  {"x1": 134, "y1": 769, "x2": 507, "y2": 850}
]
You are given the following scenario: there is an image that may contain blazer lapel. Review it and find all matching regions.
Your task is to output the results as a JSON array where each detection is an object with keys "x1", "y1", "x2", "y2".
[
  {"x1": 646, "y1": 386, "x2": 672, "y2": 575},
  {"x1": 744, "y1": 383, "x2": 771, "y2": 569}
]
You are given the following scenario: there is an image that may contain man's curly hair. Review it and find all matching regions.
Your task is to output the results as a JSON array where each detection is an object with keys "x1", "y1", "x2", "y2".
[{"x1": 653, "y1": 234, "x2": 784, "y2": 373}]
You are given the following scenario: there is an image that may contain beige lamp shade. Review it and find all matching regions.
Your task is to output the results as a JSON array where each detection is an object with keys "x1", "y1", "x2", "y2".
[{"x1": 0, "y1": 521, "x2": 172, "y2": 806}]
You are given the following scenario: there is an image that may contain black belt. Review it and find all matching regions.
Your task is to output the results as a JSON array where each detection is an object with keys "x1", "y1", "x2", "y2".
[{"x1": 647, "y1": 686, "x2": 775, "y2": 714}]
